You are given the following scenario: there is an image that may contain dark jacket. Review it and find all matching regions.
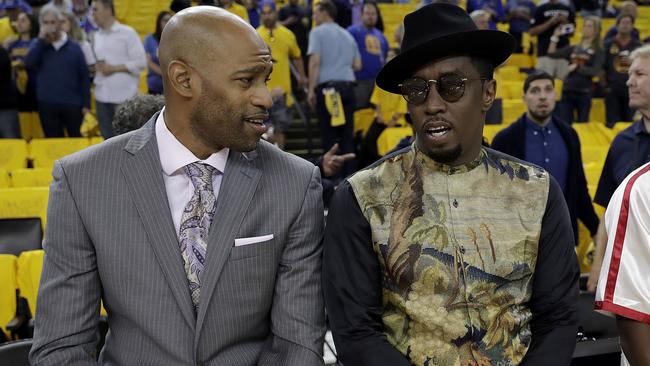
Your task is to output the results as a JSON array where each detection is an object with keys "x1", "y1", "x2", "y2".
[{"x1": 491, "y1": 114, "x2": 599, "y2": 244}]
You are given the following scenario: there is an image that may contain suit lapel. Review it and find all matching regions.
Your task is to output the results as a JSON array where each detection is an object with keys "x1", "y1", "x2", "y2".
[
  {"x1": 194, "y1": 149, "x2": 262, "y2": 340},
  {"x1": 120, "y1": 117, "x2": 196, "y2": 330}
]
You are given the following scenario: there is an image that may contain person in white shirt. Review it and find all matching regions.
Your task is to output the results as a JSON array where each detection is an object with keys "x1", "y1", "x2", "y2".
[
  {"x1": 595, "y1": 45, "x2": 650, "y2": 366},
  {"x1": 91, "y1": 0, "x2": 146, "y2": 138}
]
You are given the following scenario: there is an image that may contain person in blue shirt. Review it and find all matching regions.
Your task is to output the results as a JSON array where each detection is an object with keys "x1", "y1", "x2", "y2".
[
  {"x1": 506, "y1": 0, "x2": 535, "y2": 53},
  {"x1": 346, "y1": 1, "x2": 388, "y2": 110},
  {"x1": 466, "y1": 0, "x2": 505, "y2": 30},
  {"x1": 492, "y1": 70, "x2": 599, "y2": 246},
  {"x1": 143, "y1": 11, "x2": 171, "y2": 95},
  {"x1": 24, "y1": 6, "x2": 90, "y2": 137},
  {"x1": 6, "y1": 11, "x2": 38, "y2": 112}
]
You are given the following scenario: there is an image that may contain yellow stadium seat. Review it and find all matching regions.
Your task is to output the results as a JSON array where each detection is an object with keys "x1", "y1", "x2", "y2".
[
  {"x1": 377, "y1": 126, "x2": 412, "y2": 156},
  {"x1": 0, "y1": 139, "x2": 28, "y2": 170},
  {"x1": 0, "y1": 254, "x2": 17, "y2": 340},
  {"x1": 502, "y1": 81, "x2": 524, "y2": 100},
  {"x1": 10, "y1": 169, "x2": 53, "y2": 188},
  {"x1": 0, "y1": 187, "x2": 49, "y2": 228},
  {"x1": 554, "y1": 79, "x2": 563, "y2": 99},
  {"x1": 581, "y1": 145, "x2": 607, "y2": 167},
  {"x1": 483, "y1": 124, "x2": 506, "y2": 144},
  {"x1": 0, "y1": 170, "x2": 10, "y2": 188},
  {"x1": 496, "y1": 66, "x2": 523, "y2": 81},
  {"x1": 505, "y1": 54, "x2": 535, "y2": 69},
  {"x1": 502, "y1": 99, "x2": 527, "y2": 123},
  {"x1": 29, "y1": 138, "x2": 90, "y2": 169},
  {"x1": 573, "y1": 122, "x2": 610, "y2": 147},
  {"x1": 90, "y1": 136, "x2": 105, "y2": 145},
  {"x1": 16, "y1": 250, "x2": 44, "y2": 317},
  {"x1": 589, "y1": 98, "x2": 606, "y2": 123},
  {"x1": 354, "y1": 108, "x2": 376, "y2": 136},
  {"x1": 18, "y1": 112, "x2": 44, "y2": 140}
]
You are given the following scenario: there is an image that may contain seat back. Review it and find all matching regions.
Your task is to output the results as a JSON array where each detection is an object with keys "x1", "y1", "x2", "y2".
[
  {"x1": 0, "y1": 140, "x2": 28, "y2": 170},
  {"x1": 0, "y1": 218, "x2": 42, "y2": 257},
  {"x1": 10, "y1": 169, "x2": 53, "y2": 188},
  {"x1": 0, "y1": 188, "x2": 49, "y2": 228},
  {"x1": 16, "y1": 250, "x2": 44, "y2": 317},
  {"x1": 29, "y1": 138, "x2": 90, "y2": 169},
  {"x1": 0, "y1": 339, "x2": 33, "y2": 366},
  {"x1": 0, "y1": 254, "x2": 18, "y2": 340}
]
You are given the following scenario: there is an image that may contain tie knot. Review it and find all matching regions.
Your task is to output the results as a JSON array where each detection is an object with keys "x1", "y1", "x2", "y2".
[{"x1": 185, "y1": 162, "x2": 216, "y2": 191}]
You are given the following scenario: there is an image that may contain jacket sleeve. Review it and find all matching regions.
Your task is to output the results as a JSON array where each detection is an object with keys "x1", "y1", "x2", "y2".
[
  {"x1": 29, "y1": 161, "x2": 101, "y2": 366},
  {"x1": 520, "y1": 177, "x2": 580, "y2": 365}
]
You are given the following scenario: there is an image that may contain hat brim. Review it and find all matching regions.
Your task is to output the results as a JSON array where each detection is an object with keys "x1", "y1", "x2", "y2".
[{"x1": 376, "y1": 30, "x2": 515, "y2": 94}]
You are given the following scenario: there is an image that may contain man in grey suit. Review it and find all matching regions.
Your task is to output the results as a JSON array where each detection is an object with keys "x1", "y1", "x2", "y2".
[{"x1": 30, "y1": 6, "x2": 325, "y2": 366}]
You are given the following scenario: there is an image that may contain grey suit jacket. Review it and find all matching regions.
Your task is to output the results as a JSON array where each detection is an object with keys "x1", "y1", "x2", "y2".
[{"x1": 30, "y1": 115, "x2": 326, "y2": 366}]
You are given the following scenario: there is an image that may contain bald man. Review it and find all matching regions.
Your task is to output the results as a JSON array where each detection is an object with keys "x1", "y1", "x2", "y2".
[{"x1": 29, "y1": 7, "x2": 326, "y2": 366}]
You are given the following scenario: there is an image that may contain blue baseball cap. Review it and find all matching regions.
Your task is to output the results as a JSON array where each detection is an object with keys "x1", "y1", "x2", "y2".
[
  {"x1": 260, "y1": 0, "x2": 276, "y2": 12},
  {"x1": 0, "y1": 0, "x2": 33, "y2": 13}
]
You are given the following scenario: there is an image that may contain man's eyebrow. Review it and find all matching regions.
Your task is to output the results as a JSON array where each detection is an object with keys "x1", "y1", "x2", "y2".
[{"x1": 233, "y1": 64, "x2": 272, "y2": 76}]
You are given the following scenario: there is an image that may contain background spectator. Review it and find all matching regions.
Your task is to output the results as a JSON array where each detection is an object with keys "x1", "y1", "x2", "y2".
[
  {"x1": 466, "y1": 0, "x2": 505, "y2": 30},
  {"x1": 0, "y1": 46, "x2": 20, "y2": 138},
  {"x1": 278, "y1": 0, "x2": 310, "y2": 70},
  {"x1": 61, "y1": 12, "x2": 95, "y2": 67},
  {"x1": 5, "y1": 11, "x2": 38, "y2": 113},
  {"x1": 549, "y1": 16, "x2": 604, "y2": 123},
  {"x1": 604, "y1": 13, "x2": 641, "y2": 126},
  {"x1": 506, "y1": 0, "x2": 535, "y2": 53},
  {"x1": 219, "y1": 0, "x2": 249, "y2": 22},
  {"x1": 92, "y1": 0, "x2": 146, "y2": 138},
  {"x1": 143, "y1": 11, "x2": 171, "y2": 95},
  {"x1": 112, "y1": 93, "x2": 164, "y2": 135},
  {"x1": 603, "y1": 0, "x2": 640, "y2": 42},
  {"x1": 307, "y1": 0, "x2": 361, "y2": 177},
  {"x1": 529, "y1": 0, "x2": 575, "y2": 79},
  {"x1": 25, "y1": 5, "x2": 90, "y2": 137},
  {"x1": 258, "y1": 0, "x2": 306, "y2": 150},
  {"x1": 347, "y1": 1, "x2": 388, "y2": 110}
]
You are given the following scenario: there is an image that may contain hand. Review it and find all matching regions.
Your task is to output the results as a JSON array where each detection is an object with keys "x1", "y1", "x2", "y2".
[
  {"x1": 97, "y1": 62, "x2": 116, "y2": 76},
  {"x1": 568, "y1": 63, "x2": 578, "y2": 72},
  {"x1": 586, "y1": 251, "x2": 602, "y2": 293},
  {"x1": 82, "y1": 108, "x2": 90, "y2": 116},
  {"x1": 388, "y1": 113, "x2": 401, "y2": 127},
  {"x1": 308, "y1": 90, "x2": 316, "y2": 110},
  {"x1": 552, "y1": 25, "x2": 564, "y2": 37},
  {"x1": 321, "y1": 143, "x2": 356, "y2": 177},
  {"x1": 298, "y1": 76, "x2": 309, "y2": 90},
  {"x1": 376, "y1": 114, "x2": 386, "y2": 125},
  {"x1": 553, "y1": 14, "x2": 568, "y2": 24}
]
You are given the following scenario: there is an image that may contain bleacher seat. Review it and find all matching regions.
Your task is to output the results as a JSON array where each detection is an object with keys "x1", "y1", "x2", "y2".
[
  {"x1": 505, "y1": 54, "x2": 535, "y2": 69},
  {"x1": 16, "y1": 250, "x2": 44, "y2": 318},
  {"x1": 0, "y1": 188, "x2": 49, "y2": 228},
  {"x1": 0, "y1": 254, "x2": 17, "y2": 341},
  {"x1": 90, "y1": 136, "x2": 105, "y2": 145},
  {"x1": 0, "y1": 170, "x2": 9, "y2": 188},
  {"x1": 502, "y1": 99, "x2": 527, "y2": 123},
  {"x1": 29, "y1": 138, "x2": 90, "y2": 169},
  {"x1": 0, "y1": 140, "x2": 28, "y2": 170},
  {"x1": 0, "y1": 218, "x2": 42, "y2": 257},
  {"x1": 377, "y1": 126, "x2": 411, "y2": 156},
  {"x1": 0, "y1": 338, "x2": 32, "y2": 366},
  {"x1": 354, "y1": 108, "x2": 376, "y2": 137},
  {"x1": 18, "y1": 112, "x2": 44, "y2": 141},
  {"x1": 483, "y1": 124, "x2": 505, "y2": 144},
  {"x1": 10, "y1": 169, "x2": 52, "y2": 188}
]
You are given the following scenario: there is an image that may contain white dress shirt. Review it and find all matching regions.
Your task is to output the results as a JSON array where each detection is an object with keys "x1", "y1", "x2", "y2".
[
  {"x1": 93, "y1": 21, "x2": 146, "y2": 104},
  {"x1": 155, "y1": 109, "x2": 229, "y2": 237}
]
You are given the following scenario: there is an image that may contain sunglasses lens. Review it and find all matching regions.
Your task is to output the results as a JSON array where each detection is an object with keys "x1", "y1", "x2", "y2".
[
  {"x1": 400, "y1": 78, "x2": 428, "y2": 104},
  {"x1": 438, "y1": 74, "x2": 465, "y2": 102}
]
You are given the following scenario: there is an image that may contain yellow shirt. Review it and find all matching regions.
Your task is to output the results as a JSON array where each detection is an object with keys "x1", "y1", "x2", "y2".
[
  {"x1": 370, "y1": 86, "x2": 408, "y2": 126},
  {"x1": 226, "y1": 3, "x2": 249, "y2": 23},
  {"x1": 257, "y1": 24, "x2": 301, "y2": 106},
  {"x1": 0, "y1": 18, "x2": 16, "y2": 45}
]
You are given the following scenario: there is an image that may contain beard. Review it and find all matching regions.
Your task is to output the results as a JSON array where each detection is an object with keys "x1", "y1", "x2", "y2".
[
  {"x1": 529, "y1": 108, "x2": 552, "y2": 123},
  {"x1": 189, "y1": 80, "x2": 259, "y2": 153},
  {"x1": 427, "y1": 144, "x2": 463, "y2": 164}
]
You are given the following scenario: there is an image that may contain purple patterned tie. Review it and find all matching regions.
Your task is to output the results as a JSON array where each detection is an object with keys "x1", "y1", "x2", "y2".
[{"x1": 179, "y1": 162, "x2": 217, "y2": 309}]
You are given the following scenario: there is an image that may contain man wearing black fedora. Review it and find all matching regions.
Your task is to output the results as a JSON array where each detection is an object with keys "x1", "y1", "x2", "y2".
[{"x1": 323, "y1": 3, "x2": 579, "y2": 366}]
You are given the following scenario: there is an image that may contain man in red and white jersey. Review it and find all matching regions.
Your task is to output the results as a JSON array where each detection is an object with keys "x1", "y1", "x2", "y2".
[{"x1": 595, "y1": 160, "x2": 650, "y2": 366}]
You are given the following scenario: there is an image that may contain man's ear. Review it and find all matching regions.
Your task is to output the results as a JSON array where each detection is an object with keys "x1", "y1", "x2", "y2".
[
  {"x1": 482, "y1": 79, "x2": 497, "y2": 113},
  {"x1": 167, "y1": 60, "x2": 196, "y2": 98}
]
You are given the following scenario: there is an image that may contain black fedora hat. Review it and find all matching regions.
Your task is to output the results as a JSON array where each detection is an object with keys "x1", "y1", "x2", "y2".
[{"x1": 376, "y1": 3, "x2": 515, "y2": 94}]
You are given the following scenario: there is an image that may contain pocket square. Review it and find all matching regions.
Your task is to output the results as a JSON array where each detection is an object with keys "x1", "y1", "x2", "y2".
[{"x1": 234, "y1": 234, "x2": 274, "y2": 247}]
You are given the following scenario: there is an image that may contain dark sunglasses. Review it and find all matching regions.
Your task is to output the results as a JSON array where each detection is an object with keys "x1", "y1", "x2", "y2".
[{"x1": 399, "y1": 74, "x2": 488, "y2": 105}]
